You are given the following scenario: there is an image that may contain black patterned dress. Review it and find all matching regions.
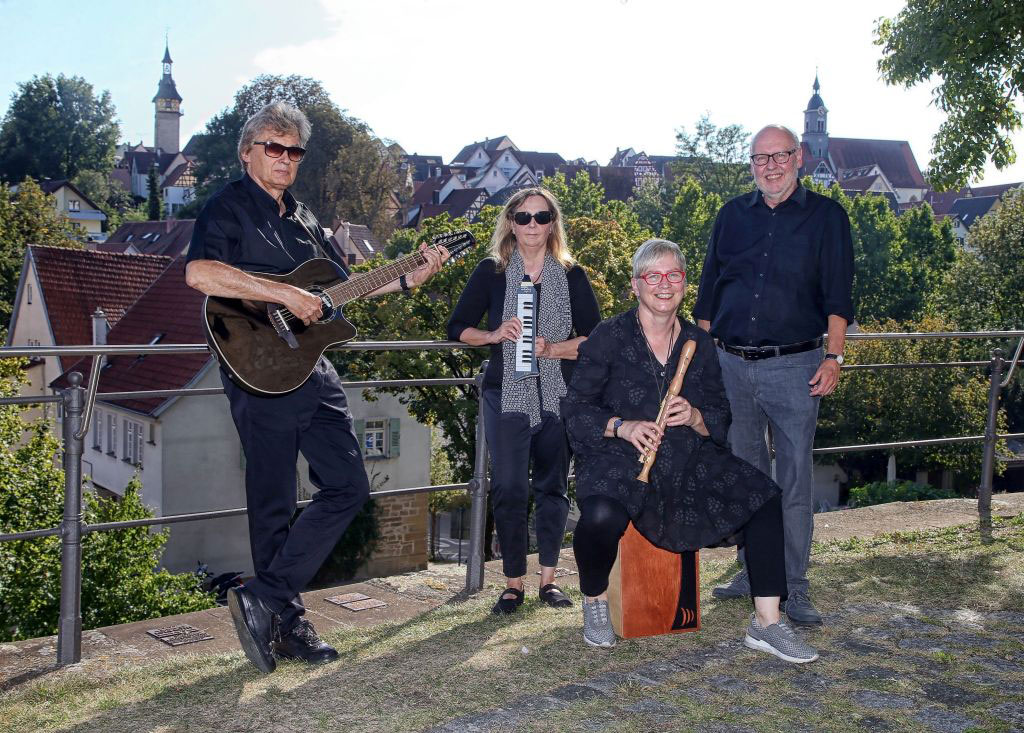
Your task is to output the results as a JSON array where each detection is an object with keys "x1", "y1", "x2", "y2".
[{"x1": 562, "y1": 309, "x2": 781, "y2": 552}]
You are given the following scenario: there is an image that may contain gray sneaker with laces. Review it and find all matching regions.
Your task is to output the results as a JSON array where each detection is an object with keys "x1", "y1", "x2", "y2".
[
  {"x1": 744, "y1": 613, "x2": 819, "y2": 663},
  {"x1": 783, "y1": 588, "x2": 823, "y2": 626},
  {"x1": 583, "y1": 599, "x2": 616, "y2": 648},
  {"x1": 712, "y1": 568, "x2": 750, "y2": 599}
]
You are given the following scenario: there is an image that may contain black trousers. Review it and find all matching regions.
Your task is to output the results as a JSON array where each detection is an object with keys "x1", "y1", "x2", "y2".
[
  {"x1": 222, "y1": 358, "x2": 370, "y2": 633},
  {"x1": 483, "y1": 388, "x2": 570, "y2": 578},
  {"x1": 573, "y1": 493, "x2": 787, "y2": 599}
]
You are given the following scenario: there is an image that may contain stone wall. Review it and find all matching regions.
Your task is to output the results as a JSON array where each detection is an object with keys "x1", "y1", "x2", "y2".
[{"x1": 361, "y1": 492, "x2": 429, "y2": 578}]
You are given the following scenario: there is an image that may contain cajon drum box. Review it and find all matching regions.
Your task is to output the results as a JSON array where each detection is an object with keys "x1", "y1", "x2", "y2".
[{"x1": 608, "y1": 522, "x2": 700, "y2": 639}]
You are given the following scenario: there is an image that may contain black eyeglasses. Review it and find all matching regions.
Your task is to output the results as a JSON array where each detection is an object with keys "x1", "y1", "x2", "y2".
[
  {"x1": 750, "y1": 148, "x2": 796, "y2": 167},
  {"x1": 253, "y1": 141, "x2": 307, "y2": 162},
  {"x1": 512, "y1": 210, "x2": 554, "y2": 226}
]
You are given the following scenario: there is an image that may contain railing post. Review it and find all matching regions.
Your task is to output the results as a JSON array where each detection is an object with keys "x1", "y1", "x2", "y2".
[
  {"x1": 57, "y1": 372, "x2": 85, "y2": 665},
  {"x1": 465, "y1": 362, "x2": 489, "y2": 594},
  {"x1": 978, "y1": 349, "x2": 1005, "y2": 528}
]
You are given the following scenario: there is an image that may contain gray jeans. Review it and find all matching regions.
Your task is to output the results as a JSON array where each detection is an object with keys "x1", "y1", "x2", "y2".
[{"x1": 717, "y1": 346, "x2": 822, "y2": 593}]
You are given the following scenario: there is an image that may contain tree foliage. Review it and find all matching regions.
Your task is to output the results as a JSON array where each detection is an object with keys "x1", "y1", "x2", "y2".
[
  {"x1": 661, "y1": 176, "x2": 722, "y2": 288},
  {"x1": 673, "y1": 114, "x2": 752, "y2": 201},
  {"x1": 0, "y1": 361, "x2": 213, "y2": 641},
  {"x1": 0, "y1": 74, "x2": 119, "y2": 183},
  {"x1": 71, "y1": 170, "x2": 140, "y2": 233},
  {"x1": 816, "y1": 315, "x2": 1005, "y2": 487},
  {"x1": 146, "y1": 164, "x2": 162, "y2": 221},
  {"x1": 876, "y1": 1, "x2": 1024, "y2": 189},
  {"x1": 187, "y1": 74, "x2": 400, "y2": 238},
  {"x1": 0, "y1": 179, "x2": 79, "y2": 329}
]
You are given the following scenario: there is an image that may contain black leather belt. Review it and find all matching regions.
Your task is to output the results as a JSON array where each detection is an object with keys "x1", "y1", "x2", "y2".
[{"x1": 716, "y1": 337, "x2": 823, "y2": 361}]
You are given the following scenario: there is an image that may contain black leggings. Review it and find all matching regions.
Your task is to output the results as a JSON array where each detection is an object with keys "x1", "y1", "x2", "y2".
[{"x1": 573, "y1": 494, "x2": 787, "y2": 599}]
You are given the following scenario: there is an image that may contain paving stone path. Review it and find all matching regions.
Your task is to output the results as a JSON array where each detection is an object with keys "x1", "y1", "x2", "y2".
[{"x1": 426, "y1": 603, "x2": 1024, "y2": 732}]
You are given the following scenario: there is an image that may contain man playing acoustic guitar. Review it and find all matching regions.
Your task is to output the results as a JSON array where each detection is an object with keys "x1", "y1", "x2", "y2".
[{"x1": 185, "y1": 101, "x2": 447, "y2": 673}]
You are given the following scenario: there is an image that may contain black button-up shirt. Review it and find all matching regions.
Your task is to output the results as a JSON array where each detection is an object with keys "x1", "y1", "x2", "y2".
[
  {"x1": 186, "y1": 173, "x2": 347, "y2": 276},
  {"x1": 693, "y1": 185, "x2": 854, "y2": 347}
]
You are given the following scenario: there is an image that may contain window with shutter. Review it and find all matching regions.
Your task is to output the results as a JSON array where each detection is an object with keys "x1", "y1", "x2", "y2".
[{"x1": 388, "y1": 418, "x2": 400, "y2": 458}]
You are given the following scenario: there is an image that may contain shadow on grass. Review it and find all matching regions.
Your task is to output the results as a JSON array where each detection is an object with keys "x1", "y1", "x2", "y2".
[{"x1": 12, "y1": 525, "x2": 1022, "y2": 733}]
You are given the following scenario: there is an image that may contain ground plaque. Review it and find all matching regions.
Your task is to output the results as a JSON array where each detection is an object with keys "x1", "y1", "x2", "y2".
[
  {"x1": 325, "y1": 592, "x2": 387, "y2": 611},
  {"x1": 146, "y1": 624, "x2": 214, "y2": 646}
]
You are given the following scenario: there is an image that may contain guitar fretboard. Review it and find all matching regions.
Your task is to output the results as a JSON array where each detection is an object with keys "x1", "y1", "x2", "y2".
[{"x1": 323, "y1": 248, "x2": 430, "y2": 304}]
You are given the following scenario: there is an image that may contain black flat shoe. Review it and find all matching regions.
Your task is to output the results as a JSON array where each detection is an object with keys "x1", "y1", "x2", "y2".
[
  {"x1": 227, "y1": 586, "x2": 277, "y2": 674},
  {"x1": 539, "y1": 583, "x2": 573, "y2": 608},
  {"x1": 491, "y1": 586, "x2": 525, "y2": 615}
]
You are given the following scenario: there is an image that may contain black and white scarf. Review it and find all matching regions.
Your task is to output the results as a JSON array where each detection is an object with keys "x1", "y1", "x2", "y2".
[{"x1": 500, "y1": 249, "x2": 573, "y2": 428}]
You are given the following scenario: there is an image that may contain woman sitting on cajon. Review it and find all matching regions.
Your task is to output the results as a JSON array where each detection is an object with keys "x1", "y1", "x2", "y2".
[{"x1": 562, "y1": 238, "x2": 818, "y2": 662}]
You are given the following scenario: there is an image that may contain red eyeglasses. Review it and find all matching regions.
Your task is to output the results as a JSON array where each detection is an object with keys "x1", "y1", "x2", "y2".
[{"x1": 639, "y1": 270, "x2": 685, "y2": 286}]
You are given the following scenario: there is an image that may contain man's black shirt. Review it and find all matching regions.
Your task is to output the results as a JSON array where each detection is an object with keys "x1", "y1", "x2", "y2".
[
  {"x1": 186, "y1": 173, "x2": 347, "y2": 277},
  {"x1": 692, "y1": 185, "x2": 854, "y2": 347}
]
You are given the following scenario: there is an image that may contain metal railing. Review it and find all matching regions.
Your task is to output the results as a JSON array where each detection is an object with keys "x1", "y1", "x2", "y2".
[{"x1": 0, "y1": 332, "x2": 1022, "y2": 666}]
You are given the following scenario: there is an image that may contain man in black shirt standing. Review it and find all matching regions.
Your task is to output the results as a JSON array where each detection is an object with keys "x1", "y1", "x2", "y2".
[
  {"x1": 185, "y1": 101, "x2": 445, "y2": 673},
  {"x1": 693, "y1": 124, "x2": 853, "y2": 626}
]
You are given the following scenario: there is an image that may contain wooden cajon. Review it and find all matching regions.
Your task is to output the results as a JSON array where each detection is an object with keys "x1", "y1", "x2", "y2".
[{"x1": 607, "y1": 522, "x2": 700, "y2": 639}]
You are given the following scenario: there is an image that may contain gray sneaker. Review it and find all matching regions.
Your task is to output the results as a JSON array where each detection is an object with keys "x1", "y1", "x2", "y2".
[
  {"x1": 783, "y1": 589, "x2": 823, "y2": 626},
  {"x1": 712, "y1": 569, "x2": 750, "y2": 600},
  {"x1": 583, "y1": 600, "x2": 616, "y2": 648},
  {"x1": 744, "y1": 613, "x2": 818, "y2": 663}
]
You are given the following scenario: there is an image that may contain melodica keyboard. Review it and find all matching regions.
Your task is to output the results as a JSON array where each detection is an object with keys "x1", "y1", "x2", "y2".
[{"x1": 514, "y1": 276, "x2": 539, "y2": 380}]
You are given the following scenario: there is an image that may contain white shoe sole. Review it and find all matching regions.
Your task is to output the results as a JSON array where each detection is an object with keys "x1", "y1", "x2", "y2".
[
  {"x1": 583, "y1": 632, "x2": 616, "y2": 648},
  {"x1": 744, "y1": 633, "x2": 818, "y2": 664}
]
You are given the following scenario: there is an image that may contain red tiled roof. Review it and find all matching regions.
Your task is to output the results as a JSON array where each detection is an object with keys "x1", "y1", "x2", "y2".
[
  {"x1": 30, "y1": 246, "x2": 171, "y2": 367},
  {"x1": 827, "y1": 138, "x2": 926, "y2": 189},
  {"x1": 53, "y1": 255, "x2": 212, "y2": 415},
  {"x1": 410, "y1": 176, "x2": 451, "y2": 206},
  {"x1": 442, "y1": 188, "x2": 488, "y2": 219}
]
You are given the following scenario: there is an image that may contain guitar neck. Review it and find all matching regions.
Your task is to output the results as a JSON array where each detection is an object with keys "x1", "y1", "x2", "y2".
[{"x1": 325, "y1": 248, "x2": 429, "y2": 304}]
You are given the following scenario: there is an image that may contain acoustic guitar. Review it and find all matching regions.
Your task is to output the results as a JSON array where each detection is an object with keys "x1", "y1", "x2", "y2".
[{"x1": 202, "y1": 229, "x2": 475, "y2": 395}]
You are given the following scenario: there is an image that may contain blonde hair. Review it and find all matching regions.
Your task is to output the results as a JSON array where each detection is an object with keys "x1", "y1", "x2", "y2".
[{"x1": 489, "y1": 187, "x2": 574, "y2": 272}]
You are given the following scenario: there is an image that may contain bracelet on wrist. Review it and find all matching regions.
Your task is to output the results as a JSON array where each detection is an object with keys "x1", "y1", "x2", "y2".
[{"x1": 399, "y1": 274, "x2": 411, "y2": 294}]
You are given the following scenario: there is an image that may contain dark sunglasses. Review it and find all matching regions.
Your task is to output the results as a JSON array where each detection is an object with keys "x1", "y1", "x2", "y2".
[
  {"x1": 253, "y1": 140, "x2": 307, "y2": 162},
  {"x1": 512, "y1": 210, "x2": 554, "y2": 226}
]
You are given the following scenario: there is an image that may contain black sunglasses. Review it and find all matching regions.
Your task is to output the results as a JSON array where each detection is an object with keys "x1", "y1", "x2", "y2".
[
  {"x1": 512, "y1": 210, "x2": 554, "y2": 226},
  {"x1": 253, "y1": 140, "x2": 307, "y2": 162}
]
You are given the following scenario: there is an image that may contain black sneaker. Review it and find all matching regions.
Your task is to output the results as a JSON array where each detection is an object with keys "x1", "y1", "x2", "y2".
[
  {"x1": 783, "y1": 589, "x2": 823, "y2": 626},
  {"x1": 227, "y1": 586, "x2": 277, "y2": 674},
  {"x1": 274, "y1": 619, "x2": 339, "y2": 665},
  {"x1": 712, "y1": 569, "x2": 750, "y2": 600}
]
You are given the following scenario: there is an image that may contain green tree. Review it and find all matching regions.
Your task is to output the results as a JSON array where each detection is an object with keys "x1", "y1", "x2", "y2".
[
  {"x1": 876, "y1": 1, "x2": 1024, "y2": 190},
  {"x1": 0, "y1": 74, "x2": 119, "y2": 183},
  {"x1": 188, "y1": 75, "x2": 369, "y2": 221},
  {"x1": 0, "y1": 179, "x2": 78, "y2": 329},
  {"x1": 146, "y1": 164, "x2": 162, "y2": 221},
  {"x1": 326, "y1": 127, "x2": 405, "y2": 240},
  {"x1": 629, "y1": 177, "x2": 672, "y2": 235},
  {"x1": 931, "y1": 188, "x2": 1024, "y2": 332},
  {"x1": 71, "y1": 170, "x2": 137, "y2": 233},
  {"x1": 542, "y1": 171, "x2": 605, "y2": 218},
  {"x1": 661, "y1": 177, "x2": 722, "y2": 287},
  {"x1": 0, "y1": 361, "x2": 213, "y2": 641},
  {"x1": 672, "y1": 114, "x2": 751, "y2": 200},
  {"x1": 817, "y1": 315, "x2": 1005, "y2": 488}
]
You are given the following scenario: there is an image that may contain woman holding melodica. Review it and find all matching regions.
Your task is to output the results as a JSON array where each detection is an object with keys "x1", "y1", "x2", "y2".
[{"x1": 448, "y1": 187, "x2": 600, "y2": 615}]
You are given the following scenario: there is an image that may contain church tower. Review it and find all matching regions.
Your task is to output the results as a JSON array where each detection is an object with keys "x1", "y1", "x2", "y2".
[
  {"x1": 152, "y1": 43, "x2": 183, "y2": 154},
  {"x1": 802, "y1": 73, "x2": 828, "y2": 159}
]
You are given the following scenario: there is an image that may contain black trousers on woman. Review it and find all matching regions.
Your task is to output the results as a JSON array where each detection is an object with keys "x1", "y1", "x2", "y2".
[
  {"x1": 573, "y1": 493, "x2": 787, "y2": 599},
  {"x1": 483, "y1": 388, "x2": 571, "y2": 578}
]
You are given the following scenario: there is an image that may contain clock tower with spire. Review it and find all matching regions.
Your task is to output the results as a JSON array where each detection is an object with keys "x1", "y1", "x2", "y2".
[{"x1": 153, "y1": 43, "x2": 183, "y2": 154}]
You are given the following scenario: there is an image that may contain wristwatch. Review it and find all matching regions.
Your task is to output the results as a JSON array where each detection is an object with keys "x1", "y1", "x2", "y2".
[
  {"x1": 824, "y1": 353, "x2": 845, "y2": 365},
  {"x1": 612, "y1": 417, "x2": 623, "y2": 438}
]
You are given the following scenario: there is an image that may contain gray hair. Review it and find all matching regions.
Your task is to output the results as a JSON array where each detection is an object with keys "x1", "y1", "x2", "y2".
[
  {"x1": 751, "y1": 124, "x2": 800, "y2": 154},
  {"x1": 237, "y1": 101, "x2": 312, "y2": 170},
  {"x1": 632, "y1": 238, "x2": 686, "y2": 279}
]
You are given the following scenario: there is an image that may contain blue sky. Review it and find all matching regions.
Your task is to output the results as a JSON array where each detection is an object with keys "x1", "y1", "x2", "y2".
[{"x1": 2, "y1": 0, "x2": 1021, "y2": 186}]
